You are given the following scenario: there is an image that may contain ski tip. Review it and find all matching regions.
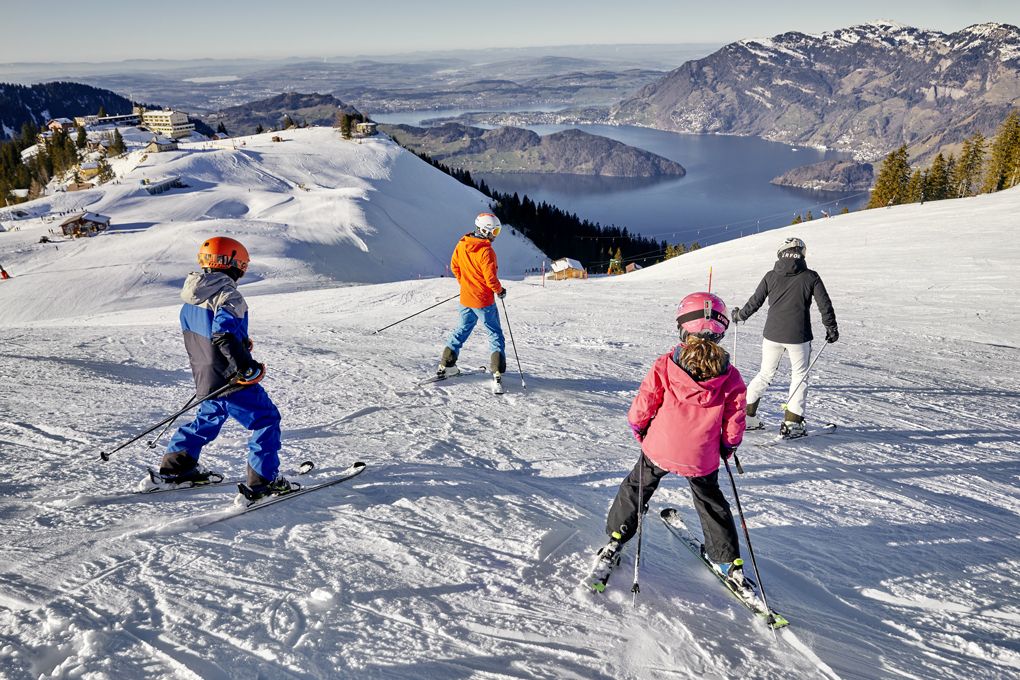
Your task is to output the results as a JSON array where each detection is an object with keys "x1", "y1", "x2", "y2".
[
  {"x1": 769, "y1": 613, "x2": 791, "y2": 629},
  {"x1": 352, "y1": 461, "x2": 367, "y2": 470},
  {"x1": 298, "y1": 460, "x2": 315, "y2": 474}
]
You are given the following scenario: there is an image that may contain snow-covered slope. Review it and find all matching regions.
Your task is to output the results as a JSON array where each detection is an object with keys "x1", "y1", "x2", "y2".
[
  {"x1": 1, "y1": 187, "x2": 1018, "y2": 679},
  {"x1": 0, "y1": 127, "x2": 545, "y2": 323}
]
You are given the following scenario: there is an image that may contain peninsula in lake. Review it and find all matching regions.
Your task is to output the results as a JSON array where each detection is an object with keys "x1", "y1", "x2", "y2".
[{"x1": 382, "y1": 123, "x2": 686, "y2": 178}]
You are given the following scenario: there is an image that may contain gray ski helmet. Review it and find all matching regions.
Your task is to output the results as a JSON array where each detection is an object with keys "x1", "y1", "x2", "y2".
[{"x1": 778, "y1": 237, "x2": 806, "y2": 258}]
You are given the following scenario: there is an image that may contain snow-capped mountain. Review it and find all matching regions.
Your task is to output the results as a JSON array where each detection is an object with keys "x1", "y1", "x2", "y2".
[{"x1": 611, "y1": 21, "x2": 1020, "y2": 161}]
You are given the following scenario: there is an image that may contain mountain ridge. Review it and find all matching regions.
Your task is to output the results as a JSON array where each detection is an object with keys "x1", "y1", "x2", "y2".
[{"x1": 610, "y1": 21, "x2": 1020, "y2": 162}]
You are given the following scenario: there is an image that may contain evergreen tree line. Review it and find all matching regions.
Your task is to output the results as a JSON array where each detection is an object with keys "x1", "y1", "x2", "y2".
[
  {"x1": 868, "y1": 110, "x2": 1020, "y2": 209},
  {"x1": 390, "y1": 136, "x2": 698, "y2": 270},
  {"x1": 1, "y1": 123, "x2": 125, "y2": 203}
]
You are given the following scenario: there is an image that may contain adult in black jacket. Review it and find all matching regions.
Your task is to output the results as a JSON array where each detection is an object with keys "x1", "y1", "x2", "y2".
[{"x1": 732, "y1": 237, "x2": 838, "y2": 438}]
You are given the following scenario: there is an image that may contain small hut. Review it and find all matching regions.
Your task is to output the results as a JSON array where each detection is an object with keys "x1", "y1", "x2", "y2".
[
  {"x1": 144, "y1": 135, "x2": 179, "y2": 153},
  {"x1": 354, "y1": 122, "x2": 378, "y2": 137},
  {"x1": 550, "y1": 258, "x2": 586, "y2": 280},
  {"x1": 60, "y1": 212, "x2": 111, "y2": 237}
]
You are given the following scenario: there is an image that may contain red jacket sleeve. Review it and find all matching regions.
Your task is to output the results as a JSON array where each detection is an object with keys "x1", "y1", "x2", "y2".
[
  {"x1": 721, "y1": 367, "x2": 748, "y2": 447},
  {"x1": 480, "y1": 246, "x2": 502, "y2": 294},
  {"x1": 628, "y1": 355, "x2": 667, "y2": 432}
]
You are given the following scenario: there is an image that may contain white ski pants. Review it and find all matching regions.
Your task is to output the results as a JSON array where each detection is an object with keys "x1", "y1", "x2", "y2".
[{"x1": 746, "y1": 339, "x2": 812, "y2": 417}]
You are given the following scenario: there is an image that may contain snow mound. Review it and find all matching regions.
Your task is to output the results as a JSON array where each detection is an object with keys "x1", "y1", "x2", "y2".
[{"x1": 0, "y1": 127, "x2": 544, "y2": 323}]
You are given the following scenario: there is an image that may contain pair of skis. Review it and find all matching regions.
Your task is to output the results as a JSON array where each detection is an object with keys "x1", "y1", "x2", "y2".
[
  {"x1": 135, "y1": 460, "x2": 367, "y2": 514},
  {"x1": 417, "y1": 366, "x2": 505, "y2": 394},
  {"x1": 584, "y1": 509, "x2": 789, "y2": 630}
]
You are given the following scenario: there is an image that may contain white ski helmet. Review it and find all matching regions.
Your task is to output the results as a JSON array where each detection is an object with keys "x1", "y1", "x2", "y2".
[
  {"x1": 474, "y1": 212, "x2": 502, "y2": 239},
  {"x1": 778, "y1": 237, "x2": 806, "y2": 257}
]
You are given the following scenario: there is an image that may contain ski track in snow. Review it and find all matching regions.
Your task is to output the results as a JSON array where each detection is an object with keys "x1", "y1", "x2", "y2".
[{"x1": 2, "y1": 135, "x2": 1019, "y2": 678}]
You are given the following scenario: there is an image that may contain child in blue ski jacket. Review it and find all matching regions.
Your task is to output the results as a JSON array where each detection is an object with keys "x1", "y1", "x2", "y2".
[{"x1": 157, "y1": 237, "x2": 290, "y2": 498}]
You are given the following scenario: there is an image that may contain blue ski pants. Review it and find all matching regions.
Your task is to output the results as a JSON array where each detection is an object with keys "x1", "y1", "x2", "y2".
[
  {"x1": 166, "y1": 384, "x2": 282, "y2": 482},
  {"x1": 446, "y1": 304, "x2": 505, "y2": 355}
]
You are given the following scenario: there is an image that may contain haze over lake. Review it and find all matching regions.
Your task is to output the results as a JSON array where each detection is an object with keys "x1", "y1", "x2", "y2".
[{"x1": 374, "y1": 111, "x2": 870, "y2": 246}]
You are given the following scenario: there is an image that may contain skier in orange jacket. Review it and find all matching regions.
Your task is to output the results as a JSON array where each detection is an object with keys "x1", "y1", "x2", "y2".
[{"x1": 437, "y1": 213, "x2": 507, "y2": 394}]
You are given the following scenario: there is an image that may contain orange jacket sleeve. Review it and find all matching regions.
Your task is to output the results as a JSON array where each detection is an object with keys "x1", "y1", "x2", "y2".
[
  {"x1": 450, "y1": 245, "x2": 461, "y2": 281},
  {"x1": 480, "y1": 246, "x2": 502, "y2": 294}
]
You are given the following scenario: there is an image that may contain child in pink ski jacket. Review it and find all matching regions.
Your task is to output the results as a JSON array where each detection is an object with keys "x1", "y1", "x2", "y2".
[{"x1": 597, "y1": 292, "x2": 749, "y2": 583}]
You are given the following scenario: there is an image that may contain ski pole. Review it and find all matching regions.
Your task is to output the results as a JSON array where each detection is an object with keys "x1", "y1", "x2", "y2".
[
  {"x1": 372, "y1": 294, "x2": 459, "y2": 334},
  {"x1": 631, "y1": 451, "x2": 646, "y2": 598},
  {"x1": 99, "y1": 381, "x2": 236, "y2": 461},
  {"x1": 782, "y1": 341, "x2": 828, "y2": 413},
  {"x1": 500, "y1": 297, "x2": 527, "y2": 390},
  {"x1": 723, "y1": 456, "x2": 778, "y2": 632},
  {"x1": 147, "y1": 392, "x2": 196, "y2": 448}
]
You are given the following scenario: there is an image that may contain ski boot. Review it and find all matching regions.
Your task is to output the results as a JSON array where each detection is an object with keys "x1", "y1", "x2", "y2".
[
  {"x1": 148, "y1": 451, "x2": 224, "y2": 489},
  {"x1": 713, "y1": 558, "x2": 747, "y2": 588},
  {"x1": 745, "y1": 400, "x2": 764, "y2": 430},
  {"x1": 436, "y1": 347, "x2": 460, "y2": 379},
  {"x1": 780, "y1": 412, "x2": 807, "y2": 439},
  {"x1": 587, "y1": 532, "x2": 623, "y2": 593},
  {"x1": 492, "y1": 372, "x2": 505, "y2": 395},
  {"x1": 238, "y1": 476, "x2": 297, "y2": 503}
]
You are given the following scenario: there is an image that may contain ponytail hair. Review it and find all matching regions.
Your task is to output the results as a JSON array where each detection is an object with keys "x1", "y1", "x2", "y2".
[{"x1": 679, "y1": 335, "x2": 729, "y2": 381}]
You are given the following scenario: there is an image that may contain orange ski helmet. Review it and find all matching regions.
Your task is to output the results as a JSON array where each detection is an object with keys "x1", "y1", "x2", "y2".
[{"x1": 197, "y1": 237, "x2": 249, "y2": 274}]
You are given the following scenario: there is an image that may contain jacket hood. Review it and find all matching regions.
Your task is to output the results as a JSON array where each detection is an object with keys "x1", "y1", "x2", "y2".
[
  {"x1": 460, "y1": 234, "x2": 493, "y2": 253},
  {"x1": 665, "y1": 349, "x2": 732, "y2": 407},
  {"x1": 774, "y1": 256, "x2": 807, "y2": 276},
  {"x1": 181, "y1": 271, "x2": 237, "y2": 306}
]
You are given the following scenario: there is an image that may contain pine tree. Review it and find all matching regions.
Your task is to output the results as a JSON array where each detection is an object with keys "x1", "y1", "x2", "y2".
[
  {"x1": 97, "y1": 159, "x2": 114, "y2": 183},
  {"x1": 111, "y1": 128, "x2": 125, "y2": 156},
  {"x1": 867, "y1": 144, "x2": 911, "y2": 208},
  {"x1": 75, "y1": 126, "x2": 87, "y2": 149},
  {"x1": 608, "y1": 247, "x2": 624, "y2": 275},
  {"x1": 982, "y1": 110, "x2": 1020, "y2": 193},
  {"x1": 805, "y1": 210, "x2": 814, "y2": 221},
  {"x1": 216, "y1": 122, "x2": 228, "y2": 135},
  {"x1": 906, "y1": 168, "x2": 924, "y2": 203},
  {"x1": 791, "y1": 214, "x2": 802, "y2": 224},
  {"x1": 282, "y1": 114, "x2": 295, "y2": 130},
  {"x1": 255, "y1": 123, "x2": 265, "y2": 134},
  {"x1": 97, "y1": 105, "x2": 107, "y2": 118},
  {"x1": 339, "y1": 114, "x2": 353, "y2": 139},
  {"x1": 925, "y1": 153, "x2": 950, "y2": 201},
  {"x1": 952, "y1": 132, "x2": 985, "y2": 197}
]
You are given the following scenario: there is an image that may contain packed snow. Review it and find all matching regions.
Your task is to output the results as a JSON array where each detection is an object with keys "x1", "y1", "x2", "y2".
[{"x1": 0, "y1": 131, "x2": 1018, "y2": 679}]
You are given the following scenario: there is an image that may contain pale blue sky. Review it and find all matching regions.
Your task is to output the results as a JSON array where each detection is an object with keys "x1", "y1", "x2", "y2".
[{"x1": 4, "y1": 0, "x2": 1019, "y2": 62}]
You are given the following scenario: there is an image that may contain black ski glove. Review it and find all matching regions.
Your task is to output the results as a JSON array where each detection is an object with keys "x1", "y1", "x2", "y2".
[
  {"x1": 497, "y1": 288, "x2": 507, "y2": 299},
  {"x1": 720, "y1": 443, "x2": 737, "y2": 461},
  {"x1": 731, "y1": 306, "x2": 741, "y2": 324},
  {"x1": 825, "y1": 326, "x2": 839, "y2": 344},
  {"x1": 213, "y1": 332, "x2": 259, "y2": 377}
]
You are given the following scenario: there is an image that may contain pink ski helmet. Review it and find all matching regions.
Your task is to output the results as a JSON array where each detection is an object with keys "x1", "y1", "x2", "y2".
[{"x1": 676, "y1": 292, "x2": 730, "y2": 342}]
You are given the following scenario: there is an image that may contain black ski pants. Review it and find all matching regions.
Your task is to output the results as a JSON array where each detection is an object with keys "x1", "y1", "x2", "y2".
[{"x1": 605, "y1": 453, "x2": 740, "y2": 563}]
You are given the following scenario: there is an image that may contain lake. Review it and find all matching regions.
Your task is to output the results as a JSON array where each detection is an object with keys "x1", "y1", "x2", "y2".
[{"x1": 373, "y1": 112, "x2": 870, "y2": 245}]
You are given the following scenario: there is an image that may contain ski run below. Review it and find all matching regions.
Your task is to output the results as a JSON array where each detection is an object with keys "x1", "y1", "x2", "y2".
[{"x1": 1, "y1": 133, "x2": 1019, "y2": 678}]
